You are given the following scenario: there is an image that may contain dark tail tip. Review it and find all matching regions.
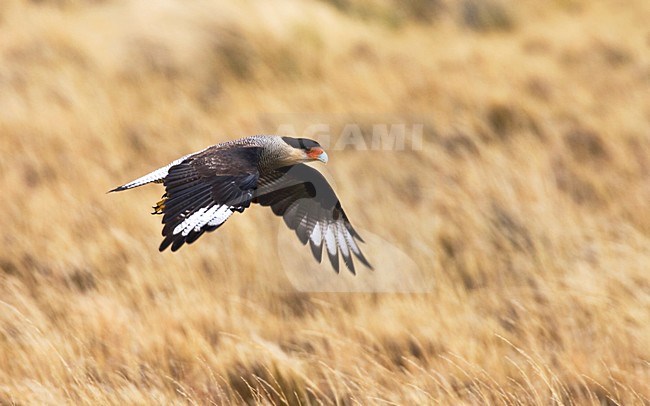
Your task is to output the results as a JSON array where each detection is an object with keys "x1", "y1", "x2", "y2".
[{"x1": 107, "y1": 185, "x2": 126, "y2": 193}]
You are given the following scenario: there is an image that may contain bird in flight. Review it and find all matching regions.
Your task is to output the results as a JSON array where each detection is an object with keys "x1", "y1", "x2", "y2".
[{"x1": 110, "y1": 135, "x2": 371, "y2": 274}]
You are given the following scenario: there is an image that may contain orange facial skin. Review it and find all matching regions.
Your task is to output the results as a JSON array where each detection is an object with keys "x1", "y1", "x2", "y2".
[{"x1": 307, "y1": 147, "x2": 325, "y2": 160}]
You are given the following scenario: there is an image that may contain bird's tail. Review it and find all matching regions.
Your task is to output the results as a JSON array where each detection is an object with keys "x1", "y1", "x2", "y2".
[
  {"x1": 108, "y1": 170, "x2": 165, "y2": 193},
  {"x1": 108, "y1": 152, "x2": 199, "y2": 193}
]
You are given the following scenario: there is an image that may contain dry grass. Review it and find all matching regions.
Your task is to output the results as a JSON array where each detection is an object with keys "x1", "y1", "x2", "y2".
[{"x1": 1, "y1": 0, "x2": 649, "y2": 404}]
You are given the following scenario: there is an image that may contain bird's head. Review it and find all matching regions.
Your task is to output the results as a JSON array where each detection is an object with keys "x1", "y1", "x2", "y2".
[{"x1": 281, "y1": 137, "x2": 328, "y2": 165}]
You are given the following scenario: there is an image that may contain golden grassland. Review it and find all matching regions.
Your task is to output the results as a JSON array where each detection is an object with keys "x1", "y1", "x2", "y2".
[{"x1": 1, "y1": 0, "x2": 649, "y2": 403}]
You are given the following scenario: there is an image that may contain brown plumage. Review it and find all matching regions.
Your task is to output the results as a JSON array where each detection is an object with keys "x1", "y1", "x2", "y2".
[{"x1": 110, "y1": 135, "x2": 371, "y2": 274}]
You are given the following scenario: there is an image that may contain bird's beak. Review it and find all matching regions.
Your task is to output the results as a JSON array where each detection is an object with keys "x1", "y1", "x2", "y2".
[
  {"x1": 307, "y1": 147, "x2": 328, "y2": 164},
  {"x1": 317, "y1": 151, "x2": 328, "y2": 164}
]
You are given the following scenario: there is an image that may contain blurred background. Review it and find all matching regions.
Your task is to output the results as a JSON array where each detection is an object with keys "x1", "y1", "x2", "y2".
[{"x1": 1, "y1": 0, "x2": 649, "y2": 403}]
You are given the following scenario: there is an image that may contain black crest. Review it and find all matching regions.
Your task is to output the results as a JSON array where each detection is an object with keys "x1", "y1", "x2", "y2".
[{"x1": 281, "y1": 137, "x2": 321, "y2": 150}]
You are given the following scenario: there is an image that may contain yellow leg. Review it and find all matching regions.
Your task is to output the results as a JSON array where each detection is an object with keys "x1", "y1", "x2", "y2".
[{"x1": 151, "y1": 196, "x2": 167, "y2": 215}]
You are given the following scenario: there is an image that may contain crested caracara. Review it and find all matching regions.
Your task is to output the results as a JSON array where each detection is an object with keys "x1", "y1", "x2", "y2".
[{"x1": 110, "y1": 135, "x2": 371, "y2": 274}]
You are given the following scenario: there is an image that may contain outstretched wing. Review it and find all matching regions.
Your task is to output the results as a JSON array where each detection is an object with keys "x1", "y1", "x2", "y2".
[
  {"x1": 255, "y1": 164, "x2": 371, "y2": 274},
  {"x1": 158, "y1": 146, "x2": 262, "y2": 252}
]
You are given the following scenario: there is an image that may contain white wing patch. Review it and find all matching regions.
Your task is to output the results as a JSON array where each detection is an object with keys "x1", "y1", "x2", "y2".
[
  {"x1": 173, "y1": 207, "x2": 204, "y2": 236},
  {"x1": 343, "y1": 226, "x2": 362, "y2": 256},
  {"x1": 336, "y1": 224, "x2": 350, "y2": 258},
  {"x1": 192, "y1": 205, "x2": 219, "y2": 232},
  {"x1": 307, "y1": 219, "x2": 364, "y2": 270},
  {"x1": 324, "y1": 223, "x2": 338, "y2": 256},
  {"x1": 207, "y1": 206, "x2": 233, "y2": 227},
  {"x1": 310, "y1": 222, "x2": 323, "y2": 246},
  {"x1": 172, "y1": 205, "x2": 233, "y2": 236}
]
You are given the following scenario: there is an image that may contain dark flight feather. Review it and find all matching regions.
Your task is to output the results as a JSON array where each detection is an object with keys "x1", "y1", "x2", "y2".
[{"x1": 158, "y1": 146, "x2": 262, "y2": 252}]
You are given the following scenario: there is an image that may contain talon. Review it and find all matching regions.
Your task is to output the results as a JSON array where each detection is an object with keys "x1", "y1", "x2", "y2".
[{"x1": 151, "y1": 196, "x2": 167, "y2": 215}]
